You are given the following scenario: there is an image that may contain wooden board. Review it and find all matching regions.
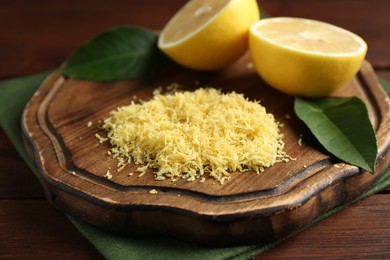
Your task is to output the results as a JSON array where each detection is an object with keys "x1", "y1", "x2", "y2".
[{"x1": 22, "y1": 56, "x2": 390, "y2": 246}]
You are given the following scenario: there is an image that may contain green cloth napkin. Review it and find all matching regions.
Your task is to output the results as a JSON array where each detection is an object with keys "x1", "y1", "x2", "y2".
[{"x1": 0, "y1": 72, "x2": 389, "y2": 260}]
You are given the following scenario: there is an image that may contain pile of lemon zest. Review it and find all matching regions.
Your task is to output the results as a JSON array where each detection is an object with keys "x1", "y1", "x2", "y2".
[{"x1": 102, "y1": 87, "x2": 289, "y2": 184}]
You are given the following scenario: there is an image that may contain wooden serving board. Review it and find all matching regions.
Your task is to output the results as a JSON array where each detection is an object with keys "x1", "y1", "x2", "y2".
[{"x1": 22, "y1": 56, "x2": 390, "y2": 246}]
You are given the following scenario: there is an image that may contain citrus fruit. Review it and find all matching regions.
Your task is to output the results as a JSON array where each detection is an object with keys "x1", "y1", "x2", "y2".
[
  {"x1": 249, "y1": 17, "x2": 367, "y2": 98},
  {"x1": 158, "y1": 0, "x2": 260, "y2": 70}
]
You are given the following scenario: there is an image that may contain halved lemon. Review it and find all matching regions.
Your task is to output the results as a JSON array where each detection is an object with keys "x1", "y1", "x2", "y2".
[
  {"x1": 158, "y1": 0, "x2": 260, "y2": 70},
  {"x1": 249, "y1": 17, "x2": 367, "y2": 97}
]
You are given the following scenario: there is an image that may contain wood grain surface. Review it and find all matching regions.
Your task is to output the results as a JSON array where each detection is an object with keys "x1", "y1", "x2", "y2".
[
  {"x1": 1, "y1": 0, "x2": 390, "y2": 258},
  {"x1": 21, "y1": 54, "x2": 390, "y2": 246}
]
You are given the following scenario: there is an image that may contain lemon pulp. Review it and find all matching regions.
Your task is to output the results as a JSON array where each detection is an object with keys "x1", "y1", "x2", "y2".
[
  {"x1": 249, "y1": 17, "x2": 367, "y2": 97},
  {"x1": 160, "y1": 0, "x2": 230, "y2": 46},
  {"x1": 158, "y1": 0, "x2": 260, "y2": 70}
]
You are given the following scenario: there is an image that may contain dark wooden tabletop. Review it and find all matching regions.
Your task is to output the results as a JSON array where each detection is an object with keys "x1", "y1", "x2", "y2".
[{"x1": 1, "y1": 0, "x2": 389, "y2": 259}]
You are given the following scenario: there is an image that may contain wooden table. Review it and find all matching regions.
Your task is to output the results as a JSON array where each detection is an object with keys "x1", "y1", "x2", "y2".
[{"x1": 1, "y1": 1, "x2": 389, "y2": 259}]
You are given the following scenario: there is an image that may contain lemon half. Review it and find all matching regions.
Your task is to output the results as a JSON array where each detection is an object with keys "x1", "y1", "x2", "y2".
[
  {"x1": 249, "y1": 17, "x2": 367, "y2": 97},
  {"x1": 158, "y1": 0, "x2": 260, "y2": 70}
]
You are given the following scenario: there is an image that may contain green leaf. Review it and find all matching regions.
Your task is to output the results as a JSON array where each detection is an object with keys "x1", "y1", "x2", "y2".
[
  {"x1": 294, "y1": 97, "x2": 377, "y2": 172},
  {"x1": 62, "y1": 26, "x2": 171, "y2": 81}
]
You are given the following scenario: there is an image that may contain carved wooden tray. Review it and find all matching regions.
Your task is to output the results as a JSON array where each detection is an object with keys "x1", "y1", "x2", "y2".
[{"x1": 22, "y1": 57, "x2": 390, "y2": 246}]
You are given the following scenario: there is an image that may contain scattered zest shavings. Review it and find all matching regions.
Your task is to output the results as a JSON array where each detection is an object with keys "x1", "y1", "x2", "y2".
[
  {"x1": 104, "y1": 170, "x2": 113, "y2": 180},
  {"x1": 101, "y1": 86, "x2": 290, "y2": 184},
  {"x1": 149, "y1": 189, "x2": 158, "y2": 194},
  {"x1": 246, "y1": 62, "x2": 254, "y2": 70},
  {"x1": 298, "y1": 134, "x2": 303, "y2": 146},
  {"x1": 95, "y1": 133, "x2": 108, "y2": 143}
]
